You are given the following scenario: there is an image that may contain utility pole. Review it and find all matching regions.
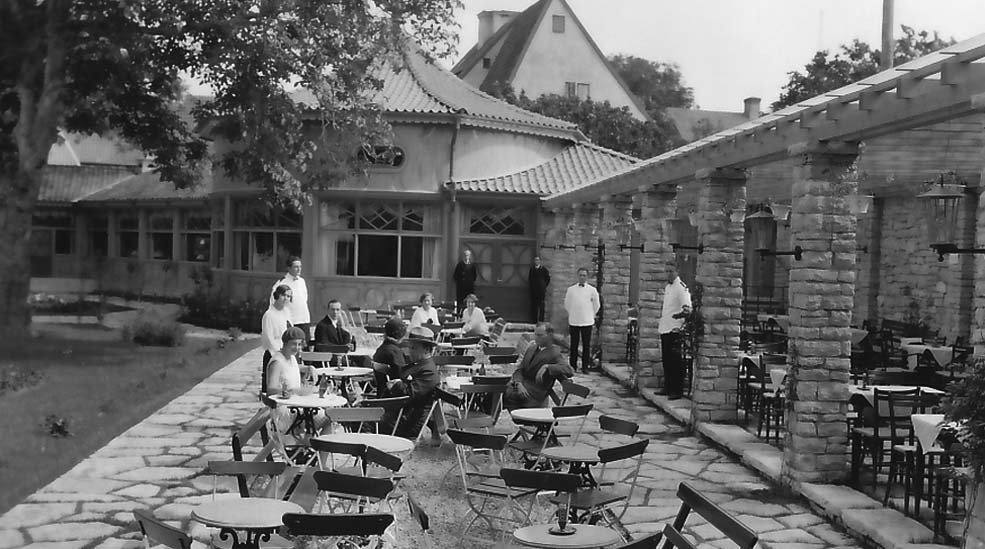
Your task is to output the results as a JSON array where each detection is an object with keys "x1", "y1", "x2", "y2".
[{"x1": 880, "y1": 0, "x2": 894, "y2": 70}]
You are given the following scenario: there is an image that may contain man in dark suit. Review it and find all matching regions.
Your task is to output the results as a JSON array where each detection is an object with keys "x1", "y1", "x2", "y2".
[
  {"x1": 313, "y1": 299, "x2": 353, "y2": 365},
  {"x1": 504, "y1": 322, "x2": 572, "y2": 410},
  {"x1": 528, "y1": 255, "x2": 551, "y2": 322},
  {"x1": 453, "y1": 249, "x2": 477, "y2": 315}
]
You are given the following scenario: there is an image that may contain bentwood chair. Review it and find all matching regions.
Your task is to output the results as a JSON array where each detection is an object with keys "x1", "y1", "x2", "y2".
[
  {"x1": 281, "y1": 513, "x2": 395, "y2": 548},
  {"x1": 133, "y1": 509, "x2": 191, "y2": 549}
]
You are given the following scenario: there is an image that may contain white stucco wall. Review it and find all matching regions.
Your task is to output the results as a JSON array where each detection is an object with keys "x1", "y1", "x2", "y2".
[{"x1": 510, "y1": 0, "x2": 646, "y2": 120}]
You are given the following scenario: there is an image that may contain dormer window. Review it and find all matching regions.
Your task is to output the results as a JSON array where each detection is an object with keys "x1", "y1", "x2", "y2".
[
  {"x1": 356, "y1": 144, "x2": 405, "y2": 168},
  {"x1": 552, "y1": 15, "x2": 565, "y2": 33}
]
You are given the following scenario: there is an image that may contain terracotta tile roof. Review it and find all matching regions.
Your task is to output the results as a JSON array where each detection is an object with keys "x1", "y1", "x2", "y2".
[
  {"x1": 81, "y1": 170, "x2": 211, "y2": 202},
  {"x1": 454, "y1": 142, "x2": 637, "y2": 195},
  {"x1": 292, "y1": 43, "x2": 580, "y2": 137},
  {"x1": 46, "y1": 132, "x2": 144, "y2": 167},
  {"x1": 38, "y1": 165, "x2": 137, "y2": 203}
]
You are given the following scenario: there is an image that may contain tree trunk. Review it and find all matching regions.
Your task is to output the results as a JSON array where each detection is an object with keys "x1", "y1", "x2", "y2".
[{"x1": 0, "y1": 166, "x2": 41, "y2": 339}]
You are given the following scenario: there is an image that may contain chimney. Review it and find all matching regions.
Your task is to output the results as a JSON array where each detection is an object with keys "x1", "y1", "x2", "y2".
[
  {"x1": 477, "y1": 10, "x2": 519, "y2": 46},
  {"x1": 743, "y1": 97, "x2": 761, "y2": 119}
]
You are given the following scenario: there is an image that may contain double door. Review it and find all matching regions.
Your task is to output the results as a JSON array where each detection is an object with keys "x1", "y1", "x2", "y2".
[{"x1": 460, "y1": 237, "x2": 535, "y2": 322}]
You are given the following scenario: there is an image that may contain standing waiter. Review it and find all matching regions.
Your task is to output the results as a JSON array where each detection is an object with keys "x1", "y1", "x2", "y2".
[
  {"x1": 453, "y1": 249, "x2": 477, "y2": 315},
  {"x1": 528, "y1": 255, "x2": 551, "y2": 322}
]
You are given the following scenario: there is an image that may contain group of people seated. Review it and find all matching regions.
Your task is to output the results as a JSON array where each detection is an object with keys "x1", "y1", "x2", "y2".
[{"x1": 264, "y1": 291, "x2": 574, "y2": 447}]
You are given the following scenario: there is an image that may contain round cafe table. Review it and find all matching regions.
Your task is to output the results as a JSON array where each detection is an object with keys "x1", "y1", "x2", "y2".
[
  {"x1": 270, "y1": 392, "x2": 348, "y2": 436},
  {"x1": 540, "y1": 444, "x2": 600, "y2": 487},
  {"x1": 313, "y1": 431, "x2": 414, "y2": 455},
  {"x1": 513, "y1": 523, "x2": 621, "y2": 548},
  {"x1": 192, "y1": 498, "x2": 303, "y2": 549},
  {"x1": 314, "y1": 366, "x2": 374, "y2": 400}
]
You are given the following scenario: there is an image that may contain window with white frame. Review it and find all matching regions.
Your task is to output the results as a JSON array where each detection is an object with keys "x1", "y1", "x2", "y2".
[
  {"x1": 319, "y1": 200, "x2": 441, "y2": 278},
  {"x1": 32, "y1": 210, "x2": 74, "y2": 255},
  {"x1": 182, "y1": 210, "x2": 211, "y2": 262},
  {"x1": 118, "y1": 213, "x2": 139, "y2": 258},
  {"x1": 576, "y1": 83, "x2": 590, "y2": 99},
  {"x1": 148, "y1": 213, "x2": 174, "y2": 260},
  {"x1": 233, "y1": 202, "x2": 302, "y2": 272},
  {"x1": 552, "y1": 15, "x2": 565, "y2": 33}
]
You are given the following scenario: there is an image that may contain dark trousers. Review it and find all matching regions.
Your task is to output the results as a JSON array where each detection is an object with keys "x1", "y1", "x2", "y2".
[
  {"x1": 261, "y1": 350, "x2": 272, "y2": 395},
  {"x1": 661, "y1": 332, "x2": 685, "y2": 394},
  {"x1": 530, "y1": 293, "x2": 546, "y2": 322},
  {"x1": 569, "y1": 325, "x2": 593, "y2": 370}
]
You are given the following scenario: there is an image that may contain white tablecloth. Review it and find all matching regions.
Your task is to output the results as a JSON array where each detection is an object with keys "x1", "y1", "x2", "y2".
[
  {"x1": 901, "y1": 344, "x2": 952, "y2": 368},
  {"x1": 848, "y1": 385, "x2": 945, "y2": 408},
  {"x1": 911, "y1": 413, "x2": 946, "y2": 453}
]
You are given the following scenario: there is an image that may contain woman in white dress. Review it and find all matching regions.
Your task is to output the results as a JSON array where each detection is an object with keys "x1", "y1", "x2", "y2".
[
  {"x1": 460, "y1": 293, "x2": 489, "y2": 338},
  {"x1": 266, "y1": 326, "x2": 321, "y2": 439},
  {"x1": 409, "y1": 292, "x2": 440, "y2": 330}
]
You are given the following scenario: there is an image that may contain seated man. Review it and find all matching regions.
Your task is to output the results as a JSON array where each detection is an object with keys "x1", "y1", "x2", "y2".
[
  {"x1": 371, "y1": 317, "x2": 407, "y2": 397},
  {"x1": 313, "y1": 299, "x2": 353, "y2": 365},
  {"x1": 379, "y1": 326, "x2": 443, "y2": 445},
  {"x1": 504, "y1": 322, "x2": 571, "y2": 410}
]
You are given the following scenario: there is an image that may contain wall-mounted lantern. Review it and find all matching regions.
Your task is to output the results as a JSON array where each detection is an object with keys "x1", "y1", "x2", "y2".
[
  {"x1": 616, "y1": 211, "x2": 646, "y2": 252},
  {"x1": 666, "y1": 217, "x2": 703, "y2": 254},
  {"x1": 748, "y1": 208, "x2": 802, "y2": 260},
  {"x1": 917, "y1": 171, "x2": 982, "y2": 261}
]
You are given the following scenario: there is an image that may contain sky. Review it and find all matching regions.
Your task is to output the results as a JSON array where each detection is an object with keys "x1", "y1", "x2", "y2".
[{"x1": 445, "y1": 0, "x2": 985, "y2": 112}]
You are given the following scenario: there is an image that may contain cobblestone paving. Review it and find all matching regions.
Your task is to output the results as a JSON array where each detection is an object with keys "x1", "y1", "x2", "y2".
[{"x1": 0, "y1": 348, "x2": 861, "y2": 549}]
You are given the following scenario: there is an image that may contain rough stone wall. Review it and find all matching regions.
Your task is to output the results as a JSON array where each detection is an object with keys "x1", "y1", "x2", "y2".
[
  {"x1": 600, "y1": 199, "x2": 633, "y2": 363},
  {"x1": 781, "y1": 144, "x2": 857, "y2": 485},
  {"x1": 637, "y1": 188, "x2": 678, "y2": 388},
  {"x1": 547, "y1": 209, "x2": 576, "y2": 335},
  {"x1": 691, "y1": 170, "x2": 746, "y2": 423},
  {"x1": 537, "y1": 210, "x2": 559, "y2": 323},
  {"x1": 972, "y1": 192, "x2": 985, "y2": 352},
  {"x1": 876, "y1": 195, "x2": 970, "y2": 342}
]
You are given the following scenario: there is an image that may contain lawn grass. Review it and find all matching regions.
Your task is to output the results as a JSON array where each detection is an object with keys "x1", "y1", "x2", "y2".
[{"x1": 0, "y1": 323, "x2": 257, "y2": 515}]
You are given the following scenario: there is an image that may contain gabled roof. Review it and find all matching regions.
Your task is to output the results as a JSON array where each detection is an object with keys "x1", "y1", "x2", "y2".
[
  {"x1": 452, "y1": 0, "x2": 649, "y2": 119},
  {"x1": 81, "y1": 170, "x2": 211, "y2": 202},
  {"x1": 453, "y1": 141, "x2": 637, "y2": 195},
  {"x1": 665, "y1": 107, "x2": 750, "y2": 143},
  {"x1": 39, "y1": 165, "x2": 137, "y2": 203},
  {"x1": 292, "y1": 43, "x2": 582, "y2": 139}
]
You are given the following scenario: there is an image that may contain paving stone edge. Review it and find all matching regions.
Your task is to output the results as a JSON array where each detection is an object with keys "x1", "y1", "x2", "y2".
[{"x1": 599, "y1": 362, "x2": 952, "y2": 549}]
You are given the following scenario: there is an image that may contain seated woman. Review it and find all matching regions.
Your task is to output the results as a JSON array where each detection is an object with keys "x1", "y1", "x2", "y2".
[
  {"x1": 379, "y1": 326, "x2": 443, "y2": 445},
  {"x1": 409, "y1": 292, "x2": 440, "y2": 329},
  {"x1": 266, "y1": 326, "x2": 321, "y2": 437},
  {"x1": 460, "y1": 293, "x2": 489, "y2": 338},
  {"x1": 371, "y1": 316, "x2": 407, "y2": 397},
  {"x1": 504, "y1": 322, "x2": 573, "y2": 410}
]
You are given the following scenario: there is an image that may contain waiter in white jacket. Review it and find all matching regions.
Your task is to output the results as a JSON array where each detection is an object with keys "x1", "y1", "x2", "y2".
[
  {"x1": 564, "y1": 267, "x2": 600, "y2": 373},
  {"x1": 270, "y1": 255, "x2": 311, "y2": 338},
  {"x1": 658, "y1": 265, "x2": 692, "y2": 399}
]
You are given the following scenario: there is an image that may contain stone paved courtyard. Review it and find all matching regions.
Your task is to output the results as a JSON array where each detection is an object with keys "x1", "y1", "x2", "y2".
[{"x1": 0, "y1": 347, "x2": 861, "y2": 549}]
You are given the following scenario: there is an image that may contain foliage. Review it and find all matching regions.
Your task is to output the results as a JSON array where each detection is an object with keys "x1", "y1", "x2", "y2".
[
  {"x1": 123, "y1": 312, "x2": 187, "y2": 347},
  {"x1": 0, "y1": 0, "x2": 460, "y2": 335},
  {"x1": 681, "y1": 280, "x2": 704, "y2": 356},
  {"x1": 942, "y1": 356, "x2": 985, "y2": 480},
  {"x1": 0, "y1": 366, "x2": 44, "y2": 397},
  {"x1": 41, "y1": 414, "x2": 71, "y2": 438},
  {"x1": 180, "y1": 266, "x2": 266, "y2": 333},
  {"x1": 608, "y1": 54, "x2": 694, "y2": 112},
  {"x1": 510, "y1": 92, "x2": 684, "y2": 159},
  {"x1": 27, "y1": 293, "x2": 130, "y2": 316},
  {"x1": 773, "y1": 26, "x2": 956, "y2": 110}
]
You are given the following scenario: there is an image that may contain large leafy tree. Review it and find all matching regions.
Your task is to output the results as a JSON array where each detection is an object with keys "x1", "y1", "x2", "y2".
[
  {"x1": 608, "y1": 54, "x2": 694, "y2": 114},
  {"x1": 774, "y1": 26, "x2": 955, "y2": 110},
  {"x1": 514, "y1": 93, "x2": 683, "y2": 159},
  {"x1": 0, "y1": 0, "x2": 459, "y2": 336}
]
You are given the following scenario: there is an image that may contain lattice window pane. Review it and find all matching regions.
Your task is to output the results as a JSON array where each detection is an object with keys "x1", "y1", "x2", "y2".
[
  {"x1": 402, "y1": 206, "x2": 424, "y2": 231},
  {"x1": 359, "y1": 204, "x2": 399, "y2": 231},
  {"x1": 469, "y1": 208, "x2": 526, "y2": 235}
]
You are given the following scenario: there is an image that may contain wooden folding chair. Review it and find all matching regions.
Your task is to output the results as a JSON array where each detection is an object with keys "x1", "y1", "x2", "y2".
[
  {"x1": 448, "y1": 383, "x2": 506, "y2": 431},
  {"x1": 325, "y1": 407, "x2": 385, "y2": 434},
  {"x1": 281, "y1": 513, "x2": 394, "y2": 547},
  {"x1": 656, "y1": 482, "x2": 757, "y2": 549},
  {"x1": 312, "y1": 470, "x2": 395, "y2": 513},
  {"x1": 407, "y1": 495, "x2": 434, "y2": 549},
  {"x1": 508, "y1": 404, "x2": 594, "y2": 468},
  {"x1": 554, "y1": 439, "x2": 650, "y2": 532},
  {"x1": 559, "y1": 379, "x2": 591, "y2": 404},
  {"x1": 206, "y1": 460, "x2": 292, "y2": 499},
  {"x1": 360, "y1": 396, "x2": 409, "y2": 436},
  {"x1": 500, "y1": 468, "x2": 582, "y2": 536},
  {"x1": 612, "y1": 531, "x2": 663, "y2": 549},
  {"x1": 133, "y1": 509, "x2": 191, "y2": 549}
]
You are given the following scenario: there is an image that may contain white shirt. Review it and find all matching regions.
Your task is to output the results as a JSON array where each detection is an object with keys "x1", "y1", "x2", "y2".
[
  {"x1": 410, "y1": 306, "x2": 440, "y2": 329},
  {"x1": 461, "y1": 307, "x2": 488, "y2": 336},
  {"x1": 261, "y1": 305, "x2": 291, "y2": 354},
  {"x1": 659, "y1": 277, "x2": 692, "y2": 334},
  {"x1": 564, "y1": 283, "x2": 600, "y2": 327},
  {"x1": 270, "y1": 274, "x2": 310, "y2": 325}
]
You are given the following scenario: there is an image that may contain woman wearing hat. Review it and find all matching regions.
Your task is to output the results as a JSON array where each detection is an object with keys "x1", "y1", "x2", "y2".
[
  {"x1": 380, "y1": 325, "x2": 443, "y2": 444},
  {"x1": 371, "y1": 316, "x2": 407, "y2": 396}
]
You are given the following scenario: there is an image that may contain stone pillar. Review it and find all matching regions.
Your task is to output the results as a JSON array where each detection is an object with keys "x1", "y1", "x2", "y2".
[
  {"x1": 781, "y1": 141, "x2": 859, "y2": 486},
  {"x1": 637, "y1": 187, "x2": 678, "y2": 389},
  {"x1": 600, "y1": 197, "x2": 634, "y2": 363},
  {"x1": 691, "y1": 168, "x2": 747, "y2": 424},
  {"x1": 536, "y1": 209, "x2": 558, "y2": 323},
  {"x1": 548, "y1": 208, "x2": 577, "y2": 336},
  {"x1": 971, "y1": 191, "x2": 985, "y2": 354}
]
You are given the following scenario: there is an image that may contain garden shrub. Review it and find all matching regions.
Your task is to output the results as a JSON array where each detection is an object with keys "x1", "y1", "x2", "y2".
[
  {"x1": 943, "y1": 355, "x2": 985, "y2": 479},
  {"x1": 180, "y1": 266, "x2": 265, "y2": 333},
  {"x1": 124, "y1": 312, "x2": 186, "y2": 347},
  {"x1": 0, "y1": 366, "x2": 43, "y2": 396}
]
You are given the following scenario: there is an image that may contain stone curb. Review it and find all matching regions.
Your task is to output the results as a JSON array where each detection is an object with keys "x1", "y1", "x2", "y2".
[{"x1": 598, "y1": 361, "x2": 952, "y2": 549}]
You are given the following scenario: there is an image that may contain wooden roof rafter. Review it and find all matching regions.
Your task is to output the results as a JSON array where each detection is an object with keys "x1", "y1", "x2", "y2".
[{"x1": 544, "y1": 33, "x2": 985, "y2": 208}]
